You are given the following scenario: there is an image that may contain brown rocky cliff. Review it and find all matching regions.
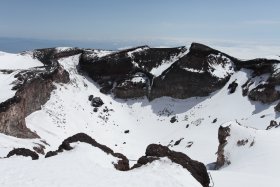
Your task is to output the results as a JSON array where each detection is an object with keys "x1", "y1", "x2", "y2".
[
  {"x1": 0, "y1": 48, "x2": 82, "y2": 138},
  {"x1": 0, "y1": 63, "x2": 69, "y2": 138}
]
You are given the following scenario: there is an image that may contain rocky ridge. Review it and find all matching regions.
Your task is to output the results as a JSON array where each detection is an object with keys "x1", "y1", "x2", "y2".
[
  {"x1": 80, "y1": 43, "x2": 280, "y2": 103},
  {"x1": 1, "y1": 43, "x2": 280, "y2": 138}
]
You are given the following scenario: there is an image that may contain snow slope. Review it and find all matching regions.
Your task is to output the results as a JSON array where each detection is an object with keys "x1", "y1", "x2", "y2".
[
  {"x1": 0, "y1": 143, "x2": 201, "y2": 187},
  {"x1": 0, "y1": 49, "x2": 280, "y2": 186},
  {"x1": 211, "y1": 121, "x2": 280, "y2": 187},
  {"x1": 0, "y1": 51, "x2": 42, "y2": 69},
  {"x1": 0, "y1": 71, "x2": 17, "y2": 102}
]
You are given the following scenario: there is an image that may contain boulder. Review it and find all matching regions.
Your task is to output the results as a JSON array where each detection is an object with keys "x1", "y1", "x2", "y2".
[
  {"x1": 266, "y1": 120, "x2": 280, "y2": 130},
  {"x1": 91, "y1": 97, "x2": 104, "y2": 107},
  {"x1": 170, "y1": 116, "x2": 178, "y2": 123},
  {"x1": 88, "y1": 95, "x2": 93, "y2": 101},
  {"x1": 228, "y1": 81, "x2": 238, "y2": 94}
]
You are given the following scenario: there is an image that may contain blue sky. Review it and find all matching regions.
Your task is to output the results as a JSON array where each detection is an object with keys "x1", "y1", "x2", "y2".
[{"x1": 0, "y1": 0, "x2": 280, "y2": 51}]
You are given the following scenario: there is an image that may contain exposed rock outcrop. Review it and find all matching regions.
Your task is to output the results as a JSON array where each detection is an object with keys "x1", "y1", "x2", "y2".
[
  {"x1": 149, "y1": 43, "x2": 236, "y2": 99},
  {"x1": 91, "y1": 97, "x2": 104, "y2": 107},
  {"x1": 45, "y1": 133, "x2": 209, "y2": 186},
  {"x1": 0, "y1": 48, "x2": 83, "y2": 138},
  {"x1": 113, "y1": 73, "x2": 149, "y2": 99},
  {"x1": 132, "y1": 144, "x2": 210, "y2": 187},
  {"x1": 266, "y1": 120, "x2": 280, "y2": 130},
  {"x1": 235, "y1": 58, "x2": 278, "y2": 75},
  {"x1": 216, "y1": 125, "x2": 231, "y2": 169},
  {"x1": 248, "y1": 84, "x2": 280, "y2": 103},
  {"x1": 228, "y1": 80, "x2": 238, "y2": 94},
  {"x1": 275, "y1": 102, "x2": 280, "y2": 112},
  {"x1": 0, "y1": 64, "x2": 69, "y2": 138},
  {"x1": 33, "y1": 47, "x2": 83, "y2": 65},
  {"x1": 45, "y1": 133, "x2": 129, "y2": 171},
  {"x1": 6, "y1": 148, "x2": 39, "y2": 160},
  {"x1": 79, "y1": 46, "x2": 187, "y2": 99},
  {"x1": 79, "y1": 43, "x2": 242, "y2": 100},
  {"x1": 170, "y1": 116, "x2": 178, "y2": 123},
  {"x1": 239, "y1": 59, "x2": 280, "y2": 103},
  {"x1": 79, "y1": 43, "x2": 280, "y2": 104}
]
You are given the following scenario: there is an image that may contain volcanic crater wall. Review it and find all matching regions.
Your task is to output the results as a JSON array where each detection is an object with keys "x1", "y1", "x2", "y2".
[{"x1": 0, "y1": 48, "x2": 82, "y2": 138}]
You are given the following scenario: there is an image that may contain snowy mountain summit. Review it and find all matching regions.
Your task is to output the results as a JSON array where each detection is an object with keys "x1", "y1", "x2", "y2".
[{"x1": 0, "y1": 43, "x2": 280, "y2": 187}]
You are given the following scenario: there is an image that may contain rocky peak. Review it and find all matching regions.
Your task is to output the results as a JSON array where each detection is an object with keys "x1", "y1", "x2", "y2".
[{"x1": 189, "y1": 42, "x2": 218, "y2": 54}]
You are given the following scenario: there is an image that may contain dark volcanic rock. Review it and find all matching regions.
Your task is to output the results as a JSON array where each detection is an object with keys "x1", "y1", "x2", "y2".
[
  {"x1": 130, "y1": 156, "x2": 159, "y2": 169},
  {"x1": 79, "y1": 42, "x2": 280, "y2": 102},
  {"x1": 113, "y1": 73, "x2": 149, "y2": 99},
  {"x1": 228, "y1": 81, "x2": 238, "y2": 94},
  {"x1": 266, "y1": 120, "x2": 280, "y2": 130},
  {"x1": 248, "y1": 84, "x2": 280, "y2": 103},
  {"x1": 241, "y1": 79, "x2": 253, "y2": 96},
  {"x1": 275, "y1": 102, "x2": 280, "y2": 112},
  {"x1": 216, "y1": 125, "x2": 231, "y2": 169},
  {"x1": 79, "y1": 46, "x2": 187, "y2": 99},
  {"x1": 237, "y1": 139, "x2": 249, "y2": 146},
  {"x1": 0, "y1": 96, "x2": 21, "y2": 113},
  {"x1": 170, "y1": 116, "x2": 178, "y2": 123},
  {"x1": 146, "y1": 144, "x2": 171, "y2": 157},
  {"x1": 88, "y1": 95, "x2": 93, "y2": 101},
  {"x1": 174, "y1": 138, "x2": 184, "y2": 146},
  {"x1": 132, "y1": 145, "x2": 209, "y2": 187},
  {"x1": 6, "y1": 148, "x2": 39, "y2": 160},
  {"x1": 212, "y1": 118, "x2": 217, "y2": 123},
  {"x1": 149, "y1": 43, "x2": 236, "y2": 99},
  {"x1": 139, "y1": 144, "x2": 210, "y2": 187},
  {"x1": 100, "y1": 84, "x2": 113, "y2": 94},
  {"x1": 91, "y1": 97, "x2": 104, "y2": 107},
  {"x1": 45, "y1": 151, "x2": 58, "y2": 158},
  {"x1": 235, "y1": 58, "x2": 277, "y2": 76},
  {"x1": 45, "y1": 133, "x2": 129, "y2": 171},
  {"x1": 79, "y1": 46, "x2": 185, "y2": 79},
  {"x1": 33, "y1": 47, "x2": 83, "y2": 65}
]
